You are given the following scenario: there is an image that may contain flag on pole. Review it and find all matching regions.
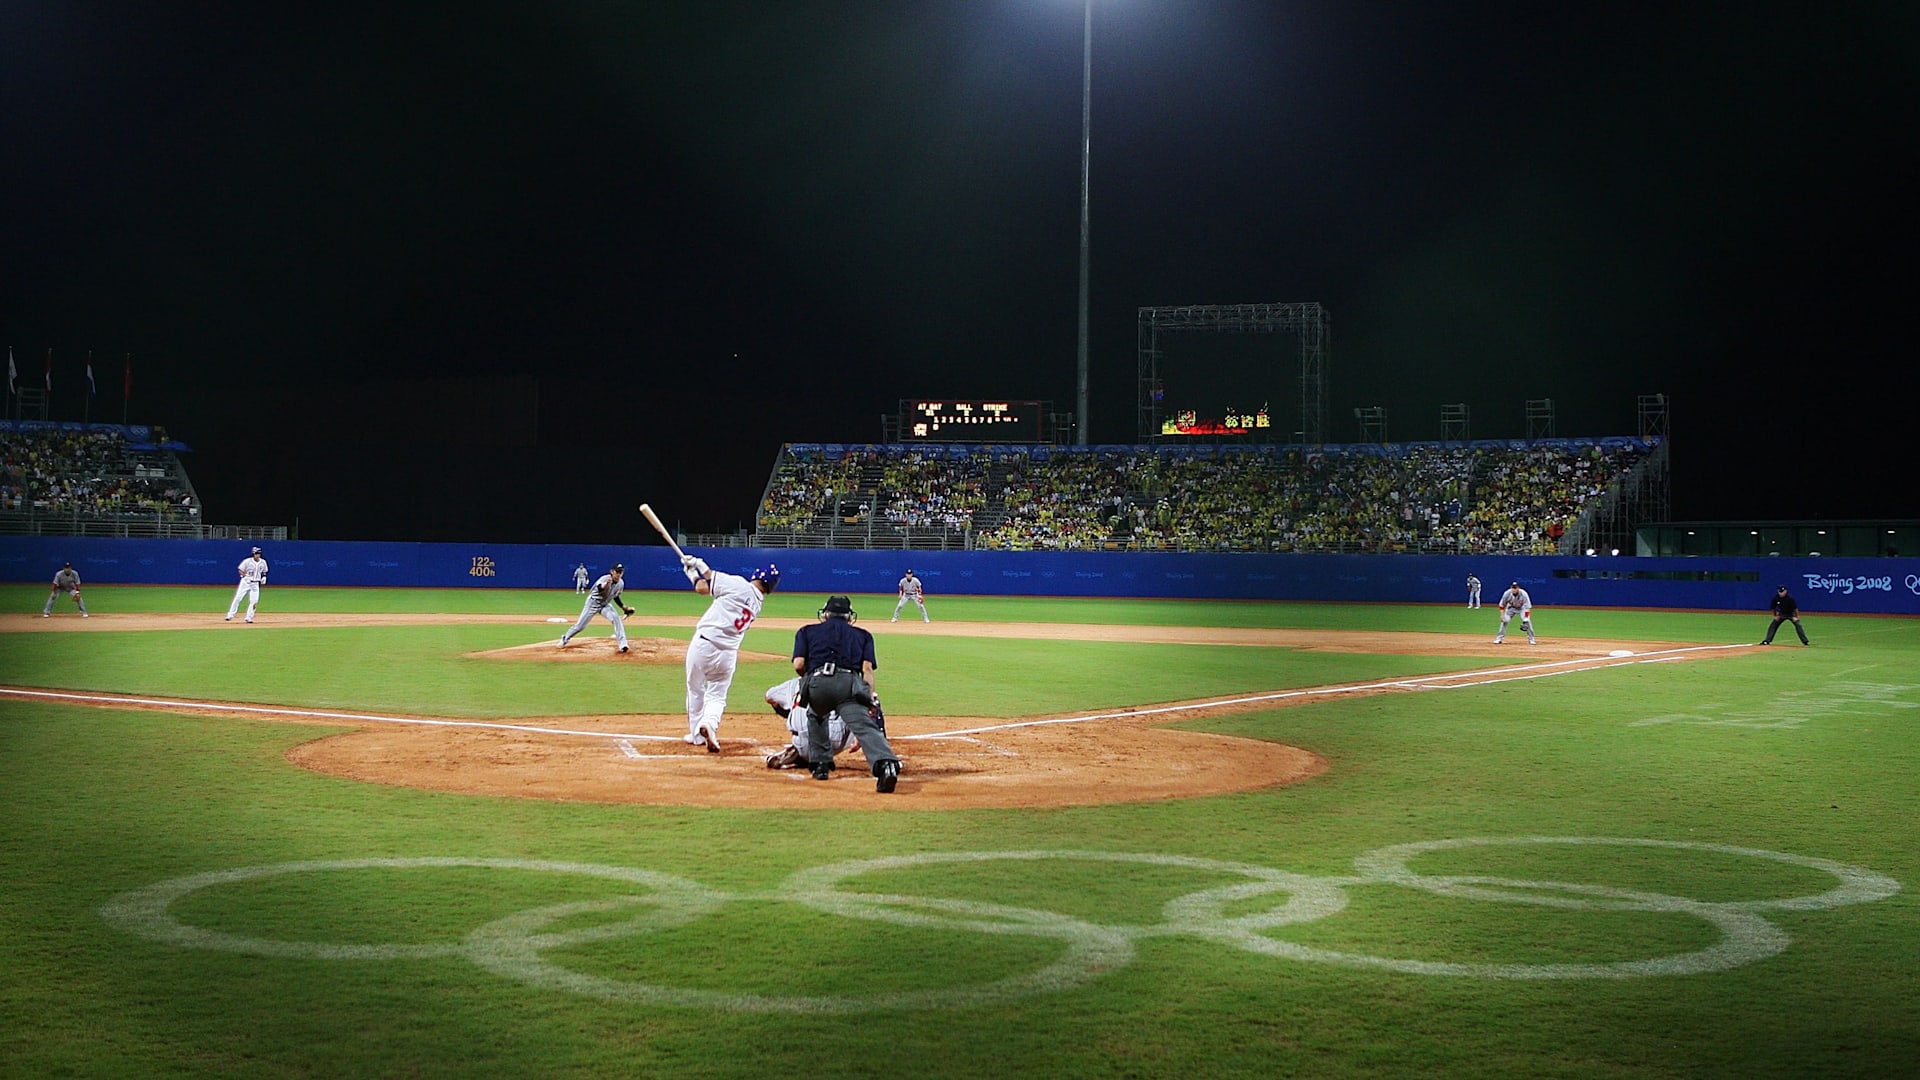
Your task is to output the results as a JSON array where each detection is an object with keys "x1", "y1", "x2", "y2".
[
  {"x1": 124, "y1": 355, "x2": 132, "y2": 399},
  {"x1": 6, "y1": 348, "x2": 14, "y2": 394},
  {"x1": 87, "y1": 353, "x2": 97, "y2": 395},
  {"x1": 45, "y1": 349, "x2": 53, "y2": 391}
]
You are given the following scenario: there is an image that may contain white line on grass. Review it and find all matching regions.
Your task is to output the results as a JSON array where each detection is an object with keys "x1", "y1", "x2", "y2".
[
  {"x1": 906, "y1": 644, "x2": 1746, "y2": 740},
  {"x1": 0, "y1": 687, "x2": 672, "y2": 743}
]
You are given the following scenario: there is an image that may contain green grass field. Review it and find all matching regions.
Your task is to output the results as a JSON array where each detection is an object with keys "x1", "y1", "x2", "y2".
[{"x1": 3, "y1": 584, "x2": 1916, "y2": 1078}]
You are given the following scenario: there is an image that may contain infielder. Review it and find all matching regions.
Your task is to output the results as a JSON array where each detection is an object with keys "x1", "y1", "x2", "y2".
[
  {"x1": 573, "y1": 563, "x2": 590, "y2": 593},
  {"x1": 891, "y1": 568, "x2": 929, "y2": 623},
  {"x1": 1466, "y1": 574, "x2": 1482, "y2": 609},
  {"x1": 1493, "y1": 581, "x2": 1535, "y2": 644},
  {"x1": 762, "y1": 676, "x2": 886, "y2": 770},
  {"x1": 559, "y1": 563, "x2": 632, "y2": 652},
  {"x1": 679, "y1": 554, "x2": 779, "y2": 753},
  {"x1": 225, "y1": 546, "x2": 268, "y2": 623},
  {"x1": 43, "y1": 561, "x2": 89, "y2": 618}
]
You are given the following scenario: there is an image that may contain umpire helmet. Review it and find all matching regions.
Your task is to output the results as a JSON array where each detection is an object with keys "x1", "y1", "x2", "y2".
[{"x1": 820, "y1": 595, "x2": 855, "y2": 619}]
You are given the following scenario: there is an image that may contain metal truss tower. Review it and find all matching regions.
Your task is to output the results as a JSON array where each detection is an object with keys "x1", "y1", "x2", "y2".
[{"x1": 1137, "y1": 302, "x2": 1329, "y2": 444}]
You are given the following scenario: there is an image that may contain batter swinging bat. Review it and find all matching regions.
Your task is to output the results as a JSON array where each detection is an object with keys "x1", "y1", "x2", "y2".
[{"x1": 637, "y1": 503, "x2": 687, "y2": 560}]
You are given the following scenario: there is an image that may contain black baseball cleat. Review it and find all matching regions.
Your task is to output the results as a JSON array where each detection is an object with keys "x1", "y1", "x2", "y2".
[
  {"x1": 875, "y1": 760, "x2": 900, "y2": 794},
  {"x1": 810, "y1": 763, "x2": 832, "y2": 781}
]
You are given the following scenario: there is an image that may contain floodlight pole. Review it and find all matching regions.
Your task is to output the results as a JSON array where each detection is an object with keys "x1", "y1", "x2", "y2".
[{"x1": 1075, "y1": 0, "x2": 1092, "y2": 445}]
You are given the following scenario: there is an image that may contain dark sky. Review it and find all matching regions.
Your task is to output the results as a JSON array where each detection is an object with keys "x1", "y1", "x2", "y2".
[{"x1": 5, "y1": 2, "x2": 1915, "y2": 539}]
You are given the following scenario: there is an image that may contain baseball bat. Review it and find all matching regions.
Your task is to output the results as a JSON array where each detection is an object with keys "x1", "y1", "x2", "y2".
[{"x1": 637, "y1": 503, "x2": 687, "y2": 560}]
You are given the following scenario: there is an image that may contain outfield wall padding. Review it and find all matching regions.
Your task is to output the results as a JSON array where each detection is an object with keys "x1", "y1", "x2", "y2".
[{"x1": 2, "y1": 537, "x2": 1917, "y2": 615}]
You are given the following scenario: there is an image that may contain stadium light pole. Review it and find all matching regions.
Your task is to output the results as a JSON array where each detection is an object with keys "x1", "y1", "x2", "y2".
[{"x1": 1075, "y1": 0, "x2": 1092, "y2": 445}]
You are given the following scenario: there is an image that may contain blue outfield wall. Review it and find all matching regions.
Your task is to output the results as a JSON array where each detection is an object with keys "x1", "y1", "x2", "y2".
[{"x1": 3, "y1": 537, "x2": 1918, "y2": 615}]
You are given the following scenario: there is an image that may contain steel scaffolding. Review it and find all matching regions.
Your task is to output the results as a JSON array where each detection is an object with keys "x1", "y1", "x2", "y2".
[{"x1": 1136, "y1": 302, "x2": 1329, "y2": 444}]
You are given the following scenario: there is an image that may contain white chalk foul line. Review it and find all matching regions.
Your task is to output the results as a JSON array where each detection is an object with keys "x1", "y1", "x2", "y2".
[
  {"x1": 906, "y1": 644, "x2": 1748, "y2": 740},
  {"x1": 0, "y1": 686, "x2": 671, "y2": 743}
]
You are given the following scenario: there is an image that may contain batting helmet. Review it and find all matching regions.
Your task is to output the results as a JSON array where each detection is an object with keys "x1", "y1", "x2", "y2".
[{"x1": 751, "y1": 564, "x2": 781, "y2": 590}]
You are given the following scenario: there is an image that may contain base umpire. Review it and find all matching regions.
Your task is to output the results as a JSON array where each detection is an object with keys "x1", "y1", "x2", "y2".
[{"x1": 792, "y1": 595, "x2": 900, "y2": 793}]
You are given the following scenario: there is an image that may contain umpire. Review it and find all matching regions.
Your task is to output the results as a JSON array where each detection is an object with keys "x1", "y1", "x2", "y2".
[{"x1": 792, "y1": 595, "x2": 901, "y2": 793}]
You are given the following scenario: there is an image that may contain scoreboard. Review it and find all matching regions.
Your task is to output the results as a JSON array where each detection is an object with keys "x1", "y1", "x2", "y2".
[{"x1": 900, "y1": 399, "x2": 1045, "y2": 442}]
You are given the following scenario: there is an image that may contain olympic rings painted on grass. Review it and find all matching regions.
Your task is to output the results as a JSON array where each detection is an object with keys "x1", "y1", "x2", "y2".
[{"x1": 99, "y1": 839, "x2": 1900, "y2": 1013}]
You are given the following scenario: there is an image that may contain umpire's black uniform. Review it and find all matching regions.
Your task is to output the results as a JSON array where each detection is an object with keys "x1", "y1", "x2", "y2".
[{"x1": 792, "y1": 596, "x2": 901, "y2": 792}]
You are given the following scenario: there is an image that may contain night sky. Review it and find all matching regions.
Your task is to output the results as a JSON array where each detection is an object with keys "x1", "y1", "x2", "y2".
[{"x1": 5, "y1": 2, "x2": 1914, "y2": 540}]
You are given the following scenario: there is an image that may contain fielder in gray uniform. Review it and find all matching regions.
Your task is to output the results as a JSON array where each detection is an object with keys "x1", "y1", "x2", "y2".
[
  {"x1": 44, "y1": 562, "x2": 89, "y2": 617},
  {"x1": 1493, "y1": 581, "x2": 1535, "y2": 644},
  {"x1": 559, "y1": 563, "x2": 632, "y2": 652},
  {"x1": 891, "y1": 569, "x2": 929, "y2": 622}
]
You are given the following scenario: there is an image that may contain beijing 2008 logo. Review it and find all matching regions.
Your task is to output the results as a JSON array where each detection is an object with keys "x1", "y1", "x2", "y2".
[{"x1": 100, "y1": 838, "x2": 1899, "y2": 1013}]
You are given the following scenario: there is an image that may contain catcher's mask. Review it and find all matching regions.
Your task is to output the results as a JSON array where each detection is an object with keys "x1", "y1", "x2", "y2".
[{"x1": 820, "y1": 595, "x2": 855, "y2": 619}]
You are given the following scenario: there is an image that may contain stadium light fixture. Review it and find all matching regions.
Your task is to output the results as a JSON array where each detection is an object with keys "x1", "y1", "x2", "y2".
[{"x1": 1075, "y1": 0, "x2": 1092, "y2": 445}]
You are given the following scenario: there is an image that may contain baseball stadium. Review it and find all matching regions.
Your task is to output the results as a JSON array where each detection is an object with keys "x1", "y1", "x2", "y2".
[
  {"x1": 6, "y1": 346, "x2": 1919, "y2": 1079},
  {"x1": 6, "y1": 7, "x2": 1917, "y2": 1079}
]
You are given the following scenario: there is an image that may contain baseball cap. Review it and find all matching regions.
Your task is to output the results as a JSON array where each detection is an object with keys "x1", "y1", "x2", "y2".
[
  {"x1": 610, "y1": 562, "x2": 624, "y2": 573},
  {"x1": 751, "y1": 564, "x2": 781, "y2": 590},
  {"x1": 252, "y1": 546, "x2": 263, "y2": 554},
  {"x1": 820, "y1": 595, "x2": 855, "y2": 617}
]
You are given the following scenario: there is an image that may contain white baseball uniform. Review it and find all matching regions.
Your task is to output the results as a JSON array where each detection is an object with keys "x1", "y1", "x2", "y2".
[
  {"x1": 1494, "y1": 585, "x2": 1535, "y2": 643},
  {"x1": 764, "y1": 677, "x2": 855, "y2": 760},
  {"x1": 573, "y1": 564, "x2": 590, "y2": 593},
  {"x1": 891, "y1": 573, "x2": 929, "y2": 622},
  {"x1": 226, "y1": 554, "x2": 268, "y2": 622},
  {"x1": 684, "y1": 570, "x2": 765, "y2": 745},
  {"x1": 1467, "y1": 575, "x2": 1482, "y2": 609}
]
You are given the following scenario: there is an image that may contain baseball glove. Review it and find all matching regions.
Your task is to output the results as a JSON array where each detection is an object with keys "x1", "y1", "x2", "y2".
[{"x1": 622, "y1": 606, "x2": 635, "y2": 616}]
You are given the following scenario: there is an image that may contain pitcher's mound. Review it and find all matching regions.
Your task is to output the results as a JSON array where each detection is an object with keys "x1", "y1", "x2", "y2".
[{"x1": 473, "y1": 637, "x2": 789, "y2": 665}]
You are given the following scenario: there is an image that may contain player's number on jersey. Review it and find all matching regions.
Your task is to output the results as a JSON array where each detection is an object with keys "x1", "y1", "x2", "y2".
[{"x1": 732, "y1": 607, "x2": 755, "y2": 632}]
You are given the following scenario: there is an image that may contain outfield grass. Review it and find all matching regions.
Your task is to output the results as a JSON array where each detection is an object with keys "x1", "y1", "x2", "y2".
[{"x1": 2, "y1": 586, "x2": 1916, "y2": 1078}]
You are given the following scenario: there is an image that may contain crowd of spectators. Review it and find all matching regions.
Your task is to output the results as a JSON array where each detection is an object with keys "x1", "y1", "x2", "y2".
[
  {"x1": 760, "y1": 440, "x2": 1651, "y2": 553},
  {"x1": 0, "y1": 426, "x2": 197, "y2": 521},
  {"x1": 877, "y1": 449, "x2": 992, "y2": 531}
]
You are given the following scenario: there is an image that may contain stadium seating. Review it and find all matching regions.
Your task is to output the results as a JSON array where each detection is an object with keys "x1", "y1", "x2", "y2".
[
  {"x1": 752, "y1": 439, "x2": 1657, "y2": 555},
  {"x1": 0, "y1": 422, "x2": 203, "y2": 537}
]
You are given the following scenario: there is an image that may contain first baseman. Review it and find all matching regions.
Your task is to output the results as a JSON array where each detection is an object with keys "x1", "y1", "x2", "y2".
[
  {"x1": 225, "y1": 546, "x2": 268, "y2": 623},
  {"x1": 43, "y1": 561, "x2": 89, "y2": 617},
  {"x1": 1493, "y1": 581, "x2": 1535, "y2": 644},
  {"x1": 679, "y1": 554, "x2": 779, "y2": 753},
  {"x1": 559, "y1": 563, "x2": 632, "y2": 651}
]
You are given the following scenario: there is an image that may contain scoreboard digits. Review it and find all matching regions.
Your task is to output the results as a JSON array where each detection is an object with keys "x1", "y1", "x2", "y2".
[{"x1": 902, "y1": 399, "x2": 1043, "y2": 442}]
